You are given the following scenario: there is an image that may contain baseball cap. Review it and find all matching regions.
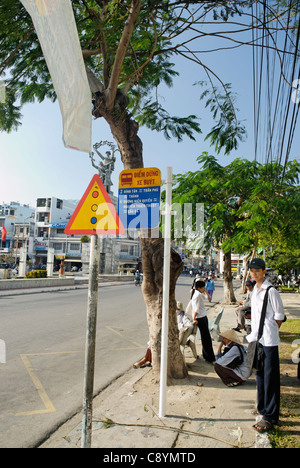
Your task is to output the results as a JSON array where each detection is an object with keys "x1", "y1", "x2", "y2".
[{"x1": 249, "y1": 258, "x2": 266, "y2": 270}]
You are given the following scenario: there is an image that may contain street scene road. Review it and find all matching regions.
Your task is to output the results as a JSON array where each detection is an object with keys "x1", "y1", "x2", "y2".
[
  {"x1": 0, "y1": 276, "x2": 226, "y2": 448},
  {"x1": 0, "y1": 282, "x2": 146, "y2": 447}
]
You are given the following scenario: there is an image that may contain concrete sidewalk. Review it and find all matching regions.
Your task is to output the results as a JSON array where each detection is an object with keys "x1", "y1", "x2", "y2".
[{"x1": 39, "y1": 291, "x2": 299, "y2": 449}]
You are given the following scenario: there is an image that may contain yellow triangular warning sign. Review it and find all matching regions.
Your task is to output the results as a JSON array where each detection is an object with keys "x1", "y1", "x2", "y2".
[{"x1": 64, "y1": 174, "x2": 124, "y2": 235}]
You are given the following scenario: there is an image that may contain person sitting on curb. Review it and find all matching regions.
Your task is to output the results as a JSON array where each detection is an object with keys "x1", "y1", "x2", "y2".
[
  {"x1": 214, "y1": 329, "x2": 251, "y2": 387},
  {"x1": 133, "y1": 341, "x2": 151, "y2": 368}
]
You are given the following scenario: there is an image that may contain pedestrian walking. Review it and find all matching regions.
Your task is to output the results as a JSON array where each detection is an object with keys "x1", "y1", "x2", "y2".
[
  {"x1": 206, "y1": 276, "x2": 215, "y2": 299},
  {"x1": 187, "y1": 280, "x2": 215, "y2": 363},
  {"x1": 247, "y1": 258, "x2": 285, "y2": 433}
]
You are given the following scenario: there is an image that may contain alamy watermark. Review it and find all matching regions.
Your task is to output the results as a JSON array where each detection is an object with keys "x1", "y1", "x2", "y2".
[
  {"x1": 291, "y1": 339, "x2": 300, "y2": 364},
  {"x1": 94, "y1": 201, "x2": 205, "y2": 248},
  {"x1": 0, "y1": 80, "x2": 6, "y2": 104}
]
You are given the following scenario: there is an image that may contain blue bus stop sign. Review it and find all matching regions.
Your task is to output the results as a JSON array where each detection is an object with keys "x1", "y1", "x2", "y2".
[{"x1": 118, "y1": 168, "x2": 161, "y2": 230}]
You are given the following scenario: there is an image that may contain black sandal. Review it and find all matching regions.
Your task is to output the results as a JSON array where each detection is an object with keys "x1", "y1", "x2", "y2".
[{"x1": 253, "y1": 419, "x2": 273, "y2": 433}]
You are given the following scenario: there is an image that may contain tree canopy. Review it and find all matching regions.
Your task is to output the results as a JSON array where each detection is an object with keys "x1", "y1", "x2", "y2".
[
  {"x1": 1, "y1": 0, "x2": 297, "y2": 157},
  {"x1": 172, "y1": 154, "x2": 299, "y2": 301},
  {"x1": 173, "y1": 153, "x2": 300, "y2": 255}
]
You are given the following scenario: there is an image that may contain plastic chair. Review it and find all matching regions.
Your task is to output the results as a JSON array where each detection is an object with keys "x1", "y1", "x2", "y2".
[
  {"x1": 179, "y1": 321, "x2": 198, "y2": 359},
  {"x1": 208, "y1": 306, "x2": 224, "y2": 341}
]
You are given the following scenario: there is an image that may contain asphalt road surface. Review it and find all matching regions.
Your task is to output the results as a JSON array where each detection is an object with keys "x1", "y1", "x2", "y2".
[{"x1": 0, "y1": 276, "x2": 225, "y2": 448}]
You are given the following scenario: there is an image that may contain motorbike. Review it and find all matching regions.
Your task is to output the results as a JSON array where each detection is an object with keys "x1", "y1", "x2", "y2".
[
  {"x1": 244, "y1": 307, "x2": 251, "y2": 335},
  {"x1": 134, "y1": 275, "x2": 141, "y2": 286}
]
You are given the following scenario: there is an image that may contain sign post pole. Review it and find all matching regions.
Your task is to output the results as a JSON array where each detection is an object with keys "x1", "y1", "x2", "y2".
[
  {"x1": 159, "y1": 167, "x2": 173, "y2": 418},
  {"x1": 64, "y1": 174, "x2": 124, "y2": 449},
  {"x1": 81, "y1": 234, "x2": 100, "y2": 448}
]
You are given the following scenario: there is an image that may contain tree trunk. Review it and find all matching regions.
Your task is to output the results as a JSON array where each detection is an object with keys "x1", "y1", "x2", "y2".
[
  {"x1": 241, "y1": 251, "x2": 251, "y2": 293},
  {"x1": 141, "y1": 236, "x2": 187, "y2": 380},
  {"x1": 223, "y1": 249, "x2": 236, "y2": 303},
  {"x1": 93, "y1": 91, "x2": 187, "y2": 379},
  {"x1": 93, "y1": 89, "x2": 143, "y2": 169},
  {"x1": 241, "y1": 248, "x2": 256, "y2": 293}
]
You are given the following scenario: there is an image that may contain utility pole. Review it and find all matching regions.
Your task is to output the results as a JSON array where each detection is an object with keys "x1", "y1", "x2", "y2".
[
  {"x1": 159, "y1": 167, "x2": 173, "y2": 418},
  {"x1": 81, "y1": 234, "x2": 100, "y2": 448}
]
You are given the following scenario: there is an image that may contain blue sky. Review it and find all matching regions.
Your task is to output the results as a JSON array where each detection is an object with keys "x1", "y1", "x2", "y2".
[{"x1": 0, "y1": 23, "x2": 299, "y2": 208}]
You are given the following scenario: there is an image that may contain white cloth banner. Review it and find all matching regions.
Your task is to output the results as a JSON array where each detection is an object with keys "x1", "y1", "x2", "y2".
[{"x1": 20, "y1": 0, "x2": 92, "y2": 152}]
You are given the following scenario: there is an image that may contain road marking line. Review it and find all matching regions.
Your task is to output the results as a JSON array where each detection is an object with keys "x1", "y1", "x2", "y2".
[
  {"x1": 105, "y1": 326, "x2": 145, "y2": 349},
  {"x1": 16, "y1": 354, "x2": 56, "y2": 416},
  {"x1": 15, "y1": 351, "x2": 80, "y2": 416}
]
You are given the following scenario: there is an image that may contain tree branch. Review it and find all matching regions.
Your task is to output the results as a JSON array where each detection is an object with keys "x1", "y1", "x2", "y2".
[
  {"x1": 0, "y1": 27, "x2": 34, "y2": 75},
  {"x1": 85, "y1": 65, "x2": 104, "y2": 93},
  {"x1": 105, "y1": 0, "x2": 141, "y2": 110},
  {"x1": 121, "y1": 15, "x2": 158, "y2": 94},
  {"x1": 82, "y1": 48, "x2": 101, "y2": 58}
]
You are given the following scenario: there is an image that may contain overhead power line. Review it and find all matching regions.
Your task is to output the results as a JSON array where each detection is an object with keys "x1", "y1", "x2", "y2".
[{"x1": 252, "y1": 0, "x2": 300, "y2": 180}]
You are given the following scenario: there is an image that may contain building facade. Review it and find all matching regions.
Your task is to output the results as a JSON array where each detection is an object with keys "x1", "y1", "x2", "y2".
[
  {"x1": 0, "y1": 201, "x2": 35, "y2": 259},
  {"x1": 34, "y1": 197, "x2": 79, "y2": 269},
  {"x1": 1, "y1": 195, "x2": 141, "y2": 276}
]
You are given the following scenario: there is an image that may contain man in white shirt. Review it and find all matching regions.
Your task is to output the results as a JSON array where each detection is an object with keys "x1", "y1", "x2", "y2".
[
  {"x1": 247, "y1": 258, "x2": 285, "y2": 433},
  {"x1": 190, "y1": 280, "x2": 215, "y2": 363}
]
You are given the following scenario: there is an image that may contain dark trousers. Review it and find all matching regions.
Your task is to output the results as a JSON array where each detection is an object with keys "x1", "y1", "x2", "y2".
[
  {"x1": 214, "y1": 362, "x2": 244, "y2": 386},
  {"x1": 256, "y1": 345, "x2": 280, "y2": 424},
  {"x1": 196, "y1": 316, "x2": 215, "y2": 363}
]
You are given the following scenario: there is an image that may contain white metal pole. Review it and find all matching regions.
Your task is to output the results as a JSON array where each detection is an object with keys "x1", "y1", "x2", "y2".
[
  {"x1": 159, "y1": 167, "x2": 173, "y2": 418},
  {"x1": 81, "y1": 234, "x2": 100, "y2": 448}
]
